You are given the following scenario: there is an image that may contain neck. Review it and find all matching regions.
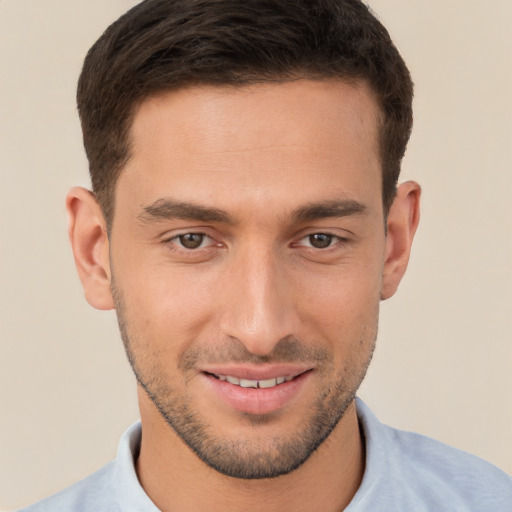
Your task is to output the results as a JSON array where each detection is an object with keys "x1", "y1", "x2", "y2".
[{"x1": 136, "y1": 392, "x2": 364, "y2": 512}]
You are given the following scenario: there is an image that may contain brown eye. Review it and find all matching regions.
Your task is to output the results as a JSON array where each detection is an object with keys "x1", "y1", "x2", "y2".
[
  {"x1": 308, "y1": 233, "x2": 333, "y2": 248},
  {"x1": 177, "y1": 233, "x2": 206, "y2": 249}
]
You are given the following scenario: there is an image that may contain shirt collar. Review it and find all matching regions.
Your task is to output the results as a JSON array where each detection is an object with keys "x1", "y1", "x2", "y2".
[
  {"x1": 113, "y1": 398, "x2": 382, "y2": 511},
  {"x1": 114, "y1": 421, "x2": 160, "y2": 511}
]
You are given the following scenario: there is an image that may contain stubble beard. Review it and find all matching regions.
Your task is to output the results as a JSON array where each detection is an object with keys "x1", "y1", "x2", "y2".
[{"x1": 112, "y1": 284, "x2": 377, "y2": 480}]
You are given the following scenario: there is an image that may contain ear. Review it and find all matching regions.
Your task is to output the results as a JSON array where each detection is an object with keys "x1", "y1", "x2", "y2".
[
  {"x1": 66, "y1": 187, "x2": 114, "y2": 310},
  {"x1": 381, "y1": 181, "x2": 421, "y2": 300}
]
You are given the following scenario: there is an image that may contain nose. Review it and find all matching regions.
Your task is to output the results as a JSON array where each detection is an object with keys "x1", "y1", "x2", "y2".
[{"x1": 218, "y1": 243, "x2": 299, "y2": 356}]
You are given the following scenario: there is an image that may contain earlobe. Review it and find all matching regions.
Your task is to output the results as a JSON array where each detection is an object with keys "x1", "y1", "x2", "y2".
[
  {"x1": 381, "y1": 181, "x2": 421, "y2": 300},
  {"x1": 66, "y1": 187, "x2": 114, "y2": 310}
]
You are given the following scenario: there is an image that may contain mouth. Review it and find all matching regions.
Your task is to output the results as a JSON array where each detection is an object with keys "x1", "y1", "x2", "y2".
[
  {"x1": 200, "y1": 367, "x2": 313, "y2": 415},
  {"x1": 204, "y1": 371, "x2": 305, "y2": 389}
]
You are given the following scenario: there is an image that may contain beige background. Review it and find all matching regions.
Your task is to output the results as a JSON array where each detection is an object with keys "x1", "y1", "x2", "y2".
[{"x1": 1, "y1": 1, "x2": 511, "y2": 510}]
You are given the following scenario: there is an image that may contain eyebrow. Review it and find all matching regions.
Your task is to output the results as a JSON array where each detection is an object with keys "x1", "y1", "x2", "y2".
[
  {"x1": 137, "y1": 197, "x2": 367, "y2": 225},
  {"x1": 138, "y1": 198, "x2": 233, "y2": 224},
  {"x1": 291, "y1": 199, "x2": 367, "y2": 223}
]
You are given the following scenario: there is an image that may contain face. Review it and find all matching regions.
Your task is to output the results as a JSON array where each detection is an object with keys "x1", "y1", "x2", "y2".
[{"x1": 109, "y1": 80, "x2": 386, "y2": 478}]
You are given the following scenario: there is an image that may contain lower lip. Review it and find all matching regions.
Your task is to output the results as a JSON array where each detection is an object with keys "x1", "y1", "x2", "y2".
[{"x1": 202, "y1": 371, "x2": 311, "y2": 415}]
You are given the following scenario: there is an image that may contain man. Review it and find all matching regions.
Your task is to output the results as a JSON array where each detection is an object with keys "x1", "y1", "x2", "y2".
[{"x1": 21, "y1": 0, "x2": 511, "y2": 510}]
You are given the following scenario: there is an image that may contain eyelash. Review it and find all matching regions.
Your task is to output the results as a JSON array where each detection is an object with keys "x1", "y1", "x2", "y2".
[
  {"x1": 167, "y1": 233, "x2": 216, "y2": 251},
  {"x1": 165, "y1": 231, "x2": 348, "y2": 252},
  {"x1": 294, "y1": 233, "x2": 347, "y2": 250}
]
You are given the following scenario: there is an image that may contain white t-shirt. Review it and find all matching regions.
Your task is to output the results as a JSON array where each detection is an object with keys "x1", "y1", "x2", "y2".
[{"x1": 20, "y1": 399, "x2": 512, "y2": 511}]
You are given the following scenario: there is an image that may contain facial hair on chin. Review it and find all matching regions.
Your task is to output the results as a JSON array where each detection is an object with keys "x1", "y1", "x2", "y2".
[{"x1": 111, "y1": 282, "x2": 376, "y2": 479}]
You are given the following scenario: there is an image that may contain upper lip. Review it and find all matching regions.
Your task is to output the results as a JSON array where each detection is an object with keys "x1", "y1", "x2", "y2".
[{"x1": 200, "y1": 364, "x2": 312, "y2": 381}]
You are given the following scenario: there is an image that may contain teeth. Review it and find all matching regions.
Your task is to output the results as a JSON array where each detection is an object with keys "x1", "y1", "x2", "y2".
[
  {"x1": 259, "y1": 378, "x2": 278, "y2": 388},
  {"x1": 239, "y1": 379, "x2": 259, "y2": 388},
  {"x1": 215, "y1": 374, "x2": 294, "y2": 388}
]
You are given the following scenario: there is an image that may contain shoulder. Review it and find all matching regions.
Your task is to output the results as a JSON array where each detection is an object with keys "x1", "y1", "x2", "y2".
[
  {"x1": 353, "y1": 399, "x2": 512, "y2": 511},
  {"x1": 389, "y1": 426, "x2": 512, "y2": 506},
  {"x1": 18, "y1": 421, "x2": 153, "y2": 512},
  {"x1": 17, "y1": 461, "x2": 118, "y2": 512}
]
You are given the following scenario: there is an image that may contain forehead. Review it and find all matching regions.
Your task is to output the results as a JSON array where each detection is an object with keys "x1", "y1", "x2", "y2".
[{"x1": 118, "y1": 79, "x2": 382, "y2": 218}]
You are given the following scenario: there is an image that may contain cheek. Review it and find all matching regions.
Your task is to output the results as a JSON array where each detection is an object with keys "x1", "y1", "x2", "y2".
[
  {"x1": 293, "y1": 259, "x2": 381, "y2": 356},
  {"x1": 295, "y1": 258, "x2": 382, "y2": 321},
  {"x1": 118, "y1": 263, "x2": 221, "y2": 348}
]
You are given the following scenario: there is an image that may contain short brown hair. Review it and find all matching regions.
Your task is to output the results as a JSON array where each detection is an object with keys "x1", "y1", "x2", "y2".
[{"x1": 77, "y1": 0, "x2": 413, "y2": 226}]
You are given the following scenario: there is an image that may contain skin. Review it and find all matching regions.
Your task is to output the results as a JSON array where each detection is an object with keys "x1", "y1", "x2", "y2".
[{"x1": 67, "y1": 79, "x2": 420, "y2": 512}]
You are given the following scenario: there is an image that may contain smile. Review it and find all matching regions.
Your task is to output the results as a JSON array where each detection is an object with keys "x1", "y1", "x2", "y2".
[
  {"x1": 202, "y1": 368, "x2": 313, "y2": 414},
  {"x1": 209, "y1": 373, "x2": 295, "y2": 388}
]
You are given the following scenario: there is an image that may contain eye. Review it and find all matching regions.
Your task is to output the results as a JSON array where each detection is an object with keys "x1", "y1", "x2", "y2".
[
  {"x1": 298, "y1": 233, "x2": 340, "y2": 249},
  {"x1": 173, "y1": 233, "x2": 211, "y2": 250}
]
